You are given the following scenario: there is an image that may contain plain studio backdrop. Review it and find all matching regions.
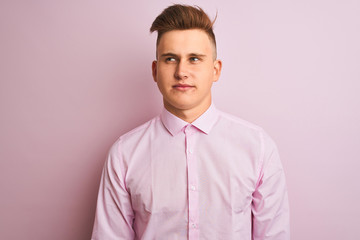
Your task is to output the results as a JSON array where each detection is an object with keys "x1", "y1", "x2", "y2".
[{"x1": 0, "y1": 0, "x2": 359, "y2": 239}]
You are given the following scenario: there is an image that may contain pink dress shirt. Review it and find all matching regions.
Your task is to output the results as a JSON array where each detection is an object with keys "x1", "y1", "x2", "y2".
[{"x1": 91, "y1": 104, "x2": 290, "y2": 240}]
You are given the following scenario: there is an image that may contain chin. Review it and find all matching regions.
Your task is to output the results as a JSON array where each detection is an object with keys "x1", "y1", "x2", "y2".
[{"x1": 166, "y1": 100, "x2": 194, "y2": 111}]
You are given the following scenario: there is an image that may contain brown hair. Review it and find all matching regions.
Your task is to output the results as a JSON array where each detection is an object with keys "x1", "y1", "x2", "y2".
[{"x1": 150, "y1": 4, "x2": 217, "y2": 58}]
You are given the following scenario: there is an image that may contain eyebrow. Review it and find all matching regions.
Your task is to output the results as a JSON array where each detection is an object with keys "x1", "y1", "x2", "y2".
[
  {"x1": 159, "y1": 52, "x2": 207, "y2": 58},
  {"x1": 160, "y1": 53, "x2": 177, "y2": 58}
]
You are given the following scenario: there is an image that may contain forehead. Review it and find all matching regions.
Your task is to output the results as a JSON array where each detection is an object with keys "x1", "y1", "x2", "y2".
[{"x1": 157, "y1": 29, "x2": 213, "y2": 55}]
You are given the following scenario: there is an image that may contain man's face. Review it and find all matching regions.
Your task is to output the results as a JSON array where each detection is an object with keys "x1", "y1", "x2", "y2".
[{"x1": 152, "y1": 29, "x2": 222, "y2": 116}]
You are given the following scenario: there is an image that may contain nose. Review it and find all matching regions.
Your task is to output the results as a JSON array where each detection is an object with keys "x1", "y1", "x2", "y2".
[{"x1": 174, "y1": 60, "x2": 188, "y2": 80}]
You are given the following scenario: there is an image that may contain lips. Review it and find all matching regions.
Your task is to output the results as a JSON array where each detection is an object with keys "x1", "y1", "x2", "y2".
[{"x1": 173, "y1": 84, "x2": 194, "y2": 91}]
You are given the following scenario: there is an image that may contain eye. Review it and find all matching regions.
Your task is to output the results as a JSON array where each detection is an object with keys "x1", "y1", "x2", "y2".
[
  {"x1": 165, "y1": 57, "x2": 176, "y2": 62},
  {"x1": 190, "y1": 57, "x2": 200, "y2": 62}
]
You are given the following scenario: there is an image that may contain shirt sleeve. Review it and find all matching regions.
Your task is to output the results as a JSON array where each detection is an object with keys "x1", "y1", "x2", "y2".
[
  {"x1": 91, "y1": 139, "x2": 135, "y2": 240},
  {"x1": 251, "y1": 131, "x2": 290, "y2": 240}
]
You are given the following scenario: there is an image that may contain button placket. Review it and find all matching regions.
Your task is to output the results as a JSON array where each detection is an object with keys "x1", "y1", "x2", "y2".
[{"x1": 184, "y1": 125, "x2": 199, "y2": 239}]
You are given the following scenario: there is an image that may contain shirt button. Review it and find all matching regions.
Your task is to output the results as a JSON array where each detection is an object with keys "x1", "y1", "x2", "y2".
[
  {"x1": 188, "y1": 149, "x2": 193, "y2": 154},
  {"x1": 190, "y1": 185, "x2": 196, "y2": 191},
  {"x1": 191, "y1": 223, "x2": 197, "y2": 229}
]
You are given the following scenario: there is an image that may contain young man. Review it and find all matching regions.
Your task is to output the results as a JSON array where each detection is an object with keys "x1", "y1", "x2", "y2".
[{"x1": 91, "y1": 4, "x2": 290, "y2": 240}]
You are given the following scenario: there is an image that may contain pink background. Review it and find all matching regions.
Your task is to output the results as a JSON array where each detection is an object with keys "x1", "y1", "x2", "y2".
[{"x1": 1, "y1": 0, "x2": 359, "y2": 239}]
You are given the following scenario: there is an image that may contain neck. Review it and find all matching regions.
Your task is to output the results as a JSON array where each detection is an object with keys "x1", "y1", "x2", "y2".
[{"x1": 164, "y1": 99, "x2": 212, "y2": 123}]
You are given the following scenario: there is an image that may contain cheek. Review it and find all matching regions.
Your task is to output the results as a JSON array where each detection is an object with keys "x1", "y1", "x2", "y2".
[
  {"x1": 158, "y1": 64, "x2": 174, "y2": 73},
  {"x1": 157, "y1": 68, "x2": 174, "y2": 81},
  {"x1": 156, "y1": 73, "x2": 171, "y2": 90},
  {"x1": 197, "y1": 69, "x2": 215, "y2": 84},
  {"x1": 198, "y1": 64, "x2": 214, "y2": 75}
]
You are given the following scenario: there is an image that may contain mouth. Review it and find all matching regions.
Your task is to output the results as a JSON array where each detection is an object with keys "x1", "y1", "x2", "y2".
[{"x1": 172, "y1": 84, "x2": 195, "y2": 91}]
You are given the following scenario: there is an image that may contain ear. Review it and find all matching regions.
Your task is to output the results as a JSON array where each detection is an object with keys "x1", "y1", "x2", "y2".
[
  {"x1": 152, "y1": 60, "x2": 158, "y2": 82},
  {"x1": 213, "y1": 59, "x2": 222, "y2": 82}
]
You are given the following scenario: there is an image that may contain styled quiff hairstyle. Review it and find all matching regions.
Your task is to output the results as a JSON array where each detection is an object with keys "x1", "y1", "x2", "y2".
[{"x1": 150, "y1": 4, "x2": 217, "y2": 59}]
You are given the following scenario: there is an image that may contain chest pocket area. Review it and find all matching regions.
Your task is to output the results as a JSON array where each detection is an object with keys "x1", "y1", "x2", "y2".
[{"x1": 130, "y1": 179, "x2": 187, "y2": 214}]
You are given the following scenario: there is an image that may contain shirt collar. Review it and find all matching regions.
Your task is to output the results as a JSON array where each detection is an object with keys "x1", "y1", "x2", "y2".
[{"x1": 160, "y1": 103, "x2": 219, "y2": 136}]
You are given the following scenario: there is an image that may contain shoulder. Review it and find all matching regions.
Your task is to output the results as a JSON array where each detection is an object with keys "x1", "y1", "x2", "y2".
[
  {"x1": 103, "y1": 116, "x2": 161, "y2": 174},
  {"x1": 217, "y1": 110, "x2": 263, "y2": 132},
  {"x1": 121, "y1": 115, "x2": 160, "y2": 140},
  {"x1": 216, "y1": 110, "x2": 265, "y2": 138},
  {"x1": 109, "y1": 115, "x2": 162, "y2": 152},
  {"x1": 215, "y1": 110, "x2": 277, "y2": 148},
  {"x1": 216, "y1": 110, "x2": 281, "y2": 169}
]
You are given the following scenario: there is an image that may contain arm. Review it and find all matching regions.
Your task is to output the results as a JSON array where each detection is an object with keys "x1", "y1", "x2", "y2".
[
  {"x1": 91, "y1": 140, "x2": 135, "y2": 240},
  {"x1": 252, "y1": 131, "x2": 290, "y2": 240}
]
